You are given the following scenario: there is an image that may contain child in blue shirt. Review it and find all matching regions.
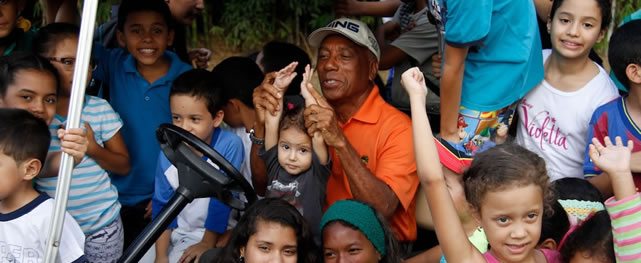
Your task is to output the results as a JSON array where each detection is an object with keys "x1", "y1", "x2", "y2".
[
  {"x1": 91, "y1": 0, "x2": 192, "y2": 248},
  {"x1": 584, "y1": 20, "x2": 641, "y2": 198},
  {"x1": 152, "y1": 69, "x2": 244, "y2": 262}
]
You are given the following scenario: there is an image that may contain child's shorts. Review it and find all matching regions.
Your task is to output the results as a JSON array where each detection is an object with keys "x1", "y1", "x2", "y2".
[{"x1": 437, "y1": 103, "x2": 518, "y2": 173}]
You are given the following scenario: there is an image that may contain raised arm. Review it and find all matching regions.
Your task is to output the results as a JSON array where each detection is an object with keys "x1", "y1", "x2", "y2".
[
  {"x1": 401, "y1": 67, "x2": 483, "y2": 262},
  {"x1": 300, "y1": 65, "x2": 329, "y2": 165},
  {"x1": 590, "y1": 137, "x2": 641, "y2": 262},
  {"x1": 264, "y1": 62, "x2": 298, "y2": 150}
]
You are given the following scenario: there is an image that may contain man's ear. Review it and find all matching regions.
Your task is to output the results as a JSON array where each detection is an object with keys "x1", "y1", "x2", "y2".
[
  {"x1": 626, "y1": 64, "x2": 641, "y2": 85},
  {"x1": 21, "y1": 159, "x2": 42, "y2": 180},
  {"x1": 369, "y1": 56, "x2": 379, "y2": 82},
  {"x1": 212, "y1": 110, "x2": 225, "y2": 127},
  {"x1": 539, "y1": 238, "x2": 558, "y2": 250},
  {"x1": 116, "y1": 30, "x2": 126, "y2": 48}
]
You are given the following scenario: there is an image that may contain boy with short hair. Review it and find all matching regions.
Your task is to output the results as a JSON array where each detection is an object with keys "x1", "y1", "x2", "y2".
[
  {"x1": 152, "y1": 69, "x2": 244, "y2": 262},
  {"x1": 0, "y1": 108, "x2": 86, "y2": 262},
  {"x1": 92, "y1": 0, "x2": 192, "y2": 247},
  {"x1": 214, "y1": 56, "x2": 264, "y2": 183},
  {"x1": 584, "y1": 20, "x2": 641, "y2": 198}
]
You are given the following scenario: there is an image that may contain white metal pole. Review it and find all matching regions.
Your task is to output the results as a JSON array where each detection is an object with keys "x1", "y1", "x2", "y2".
[{"x1": 44, "y1": 0, "x2": 99, "y2": 261}]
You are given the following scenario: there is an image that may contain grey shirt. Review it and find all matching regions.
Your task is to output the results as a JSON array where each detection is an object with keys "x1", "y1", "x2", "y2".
[{"x1": 260, "y1": 146, "x2": 331, "y2": 245}]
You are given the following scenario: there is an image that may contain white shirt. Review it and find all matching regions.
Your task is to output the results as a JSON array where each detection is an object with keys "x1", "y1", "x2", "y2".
[
  {"x1": 516, "y1": 50, "x2": 619, "y2": 181},
  {"x1": 0, "y1": 194, "x2": 85, "y2": 263}
]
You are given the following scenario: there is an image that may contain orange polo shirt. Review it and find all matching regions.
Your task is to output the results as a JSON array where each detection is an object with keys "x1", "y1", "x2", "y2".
[{"x1": 326, "y1": 86, "x2": 419, "y2": 241}]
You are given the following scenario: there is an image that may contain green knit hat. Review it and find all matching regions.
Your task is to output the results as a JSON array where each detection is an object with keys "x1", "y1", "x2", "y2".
[{"x1": 320, "y1": 200, "x2": 386, "y2": 256}]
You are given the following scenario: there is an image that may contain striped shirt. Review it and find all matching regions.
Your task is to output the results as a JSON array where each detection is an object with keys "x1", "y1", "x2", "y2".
[
  {"x1": 606, "y1": 193, "x2": 641, "y2": 262},
  {"x1": 35, "y1": 95, "x2": 122, "y2": 235}
]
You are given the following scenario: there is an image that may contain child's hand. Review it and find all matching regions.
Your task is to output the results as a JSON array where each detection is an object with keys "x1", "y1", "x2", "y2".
[
  {"x1": 57, "y1": 127, "x2": 88, "y2": 165},
  {"x1": 179, "y1": 241, "x2": 211, "y2": 263},
  {"x1": 300, "y1": 64, "x2": 318, "y2": 107},
  {"x1": 273, "y1": 62, "x2": 298, "y2": 92},
  {"x1": 589, "y1": 136, "x2": 633, "y2": 177},
  {"x1": 401, "y1": 67, "x2": 427, "y2": 97},
  {"x1": 188, "y1": 48, "x2": 212, "y2": 69}
]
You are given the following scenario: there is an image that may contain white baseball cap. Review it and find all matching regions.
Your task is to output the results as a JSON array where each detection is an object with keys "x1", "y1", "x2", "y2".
[{"x1": 308, "y1": 18, "x2": 380, "y2": 62}]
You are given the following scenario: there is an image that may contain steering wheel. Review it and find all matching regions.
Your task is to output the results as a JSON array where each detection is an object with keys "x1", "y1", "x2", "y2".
[
  {"x1": 119, "y1": 124, "x2": 257, "y2": 263},
  {"x1": 156, "y1": 123, "x2": 257, "y2": 209}
]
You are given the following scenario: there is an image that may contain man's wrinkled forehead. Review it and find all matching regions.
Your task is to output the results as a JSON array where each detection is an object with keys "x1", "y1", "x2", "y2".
[{"x1": 319, "y1": 34, "x2": 367, "y2": 55}]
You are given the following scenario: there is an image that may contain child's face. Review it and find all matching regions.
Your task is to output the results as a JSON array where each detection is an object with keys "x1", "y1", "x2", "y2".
[
  {"x1": 277, "y1": 128, "x2": 312, "y2": 175},
  {"x1": 477, "y1": 184, "x2": 543, "y2": 263},
  {"x1": 170, "y1": 94, "x2": 221, "y2": 143},
  {"x1": 241, "y1": 220, "x2": 298, "y2": 263},
  {"x1": 322, "y1": 222, "x2": 381, "y2": 263},
  {"x1": 44, "y1": 36, "x2": 92, "y2": 97},
  {"x1": 0, "y1": 69, "x2": 57, "y2": 124},
  {"x1": 117, "y1": 11, "x2": 174, "y2": 67},
  {"x1": 0, "y1": 151, "x2": 22, "y2": 201},
  {"x1": 548, "y1": 0, "x2": 605, "y2": 60},
  {"x1": 0, "y1": 0, "x2": 20, "y2": 39}
]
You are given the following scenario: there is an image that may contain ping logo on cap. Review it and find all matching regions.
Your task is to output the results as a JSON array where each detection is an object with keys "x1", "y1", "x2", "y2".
[{"x1": 327, "y1": 20, "x2": 360, "y2": 33}]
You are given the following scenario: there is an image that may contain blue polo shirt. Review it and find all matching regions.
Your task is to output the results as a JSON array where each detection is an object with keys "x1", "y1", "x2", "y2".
[
  {"x1": 93, "y1": 45, "x2": 192, "y2": 206},
  {"x1": 428, "y1": 0, "x2": 544, "y2": 111}
]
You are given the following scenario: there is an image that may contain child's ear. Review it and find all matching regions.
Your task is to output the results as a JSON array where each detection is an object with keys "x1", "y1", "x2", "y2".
[
  {"x1": 167, "y1": 29, "x2": 175, "y2": 47},
  {"x1": 471, "y1": 205, "x2": 482, "y2": 225},
  {"x1": 546, "y1": 18, "x2": 552, "y2": 34},
  {"x1": 538, "y1": 238, "x2": 558, "y2": 250},
  {"x1": 116, "y1": 30, "x2": 126, "y2": 48},
  {"x1": 20, "y1": 159, "x2": 42, "y2": 180},
  {"x1": 228, "y1": 99, "x2": 241, "y2": 113},
  {"x1": 212, "y1": 110, "x2": 224, "y2": 127},
  {"x1": 597, "y1": 29, "x2": 606, "y2": 43},
  {"x1": 626, "y1": 64, "x2": 641, "y2": 85}
]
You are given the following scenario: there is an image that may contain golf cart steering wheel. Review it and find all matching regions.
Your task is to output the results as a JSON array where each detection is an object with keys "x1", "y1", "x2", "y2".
[
  {"x1": 156, "y1": 123, "x2": 257, "y2": 209},
  {"x1": 119, "y1": 123, "x2": 257, "y2": 263}
]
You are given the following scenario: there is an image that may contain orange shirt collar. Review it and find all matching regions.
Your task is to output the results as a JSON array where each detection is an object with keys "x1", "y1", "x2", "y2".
[{"x1": 345, "y1": 85, "x2": 382, "y2": 125}]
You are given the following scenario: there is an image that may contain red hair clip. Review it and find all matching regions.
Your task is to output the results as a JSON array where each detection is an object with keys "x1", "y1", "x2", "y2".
[{"x1": 287, "y1": 102, "x2": 295, "y2": 110}]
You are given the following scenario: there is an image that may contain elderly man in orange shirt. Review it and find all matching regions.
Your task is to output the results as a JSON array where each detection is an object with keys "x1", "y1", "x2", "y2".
[{"x1": 251, "y1": 18, "x2": 419, "y2": 248}]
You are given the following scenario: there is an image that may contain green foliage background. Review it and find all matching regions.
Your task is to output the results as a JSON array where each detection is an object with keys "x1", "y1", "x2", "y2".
[{"x1": 31, "y1": 0, "x2": 641, "y2": 55}]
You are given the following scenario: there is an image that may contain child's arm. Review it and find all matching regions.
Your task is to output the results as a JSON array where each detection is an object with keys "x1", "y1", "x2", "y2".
[
  {"x1": 264, "y1": 62, "x2": 298, "y2": 150},
  {"x1": 402, "y1": 67, "x2": 483, "y2": 263},
  {"x1": 179, "y1": 230, "x2": 218, "y2": 263},
  {"x1": 85, "y1": 123, "x2": 130, "y2": 175},
  {"x1": 300, "y1": 65, "x2": 329, "y2": 165},
  {"x1": 154, "y1": 230, "x2": 172, "y2": 263},
  {"x1": 591, "y1": 137, "x2": 641, "y2": 262},
  {"x1": 42, "y1": 128, "x2": 88, "y2": 177},
  {"x1": 439, "y1": 45, "x2": 469, "y2": 143}
]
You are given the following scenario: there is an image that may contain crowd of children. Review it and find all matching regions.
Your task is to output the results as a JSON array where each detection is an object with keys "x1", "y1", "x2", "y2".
[{"x1": 1, "y1": 0, "x2": 641, "y2": 262}]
